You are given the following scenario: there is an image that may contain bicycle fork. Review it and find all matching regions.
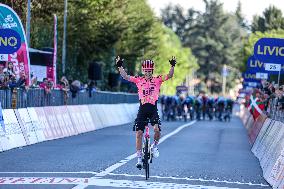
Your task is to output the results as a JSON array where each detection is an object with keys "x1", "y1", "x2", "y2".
[{"x1": 143, "y1": 126, "x2": 151, "y2": 164}]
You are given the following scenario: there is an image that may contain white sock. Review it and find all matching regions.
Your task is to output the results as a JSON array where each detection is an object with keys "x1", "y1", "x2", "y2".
[{"x1": 137, "y1": 150, "x2": 142, "y2": 158}]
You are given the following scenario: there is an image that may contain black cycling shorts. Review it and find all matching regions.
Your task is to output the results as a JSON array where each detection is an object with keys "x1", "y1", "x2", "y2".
[{"x1": 133, "y1": 102, "x2": 161, "y2": 132}]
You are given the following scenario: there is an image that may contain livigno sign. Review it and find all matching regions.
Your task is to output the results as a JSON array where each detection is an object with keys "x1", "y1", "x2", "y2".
[
  {"x1": 0, "y1": 28, "x2": 21, "y2": 54},
  {"x1": 254, "y1": 38, "x2": 284, "y2": 63}
]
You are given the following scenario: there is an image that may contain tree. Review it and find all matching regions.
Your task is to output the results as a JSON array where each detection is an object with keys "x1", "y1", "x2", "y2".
[
  {"x1": 235, "y1": 1, "x2": 248, "y2": 29},
  {"x1": 144, "y1": 24, "x2": 199, "y2": 95},
  {"x1": 161, "y1": 0, "x2": 246, "y2": 93},
  {"x1": 1, "y1": 0, "x2": 197, "y2": 93},
  {"x1": 252, "y1": 6, "x2": 284, "y2": 32}
]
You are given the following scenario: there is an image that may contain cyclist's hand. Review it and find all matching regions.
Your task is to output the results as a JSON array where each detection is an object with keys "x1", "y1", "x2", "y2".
[
  {"x1": 169, "y1": 56, "x2": 176, "y2": 67},
  {"x1": 115, "y1": 56, "x2": 124, "y2": 68}
]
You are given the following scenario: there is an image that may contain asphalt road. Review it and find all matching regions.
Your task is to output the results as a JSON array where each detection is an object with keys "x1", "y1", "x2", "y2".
[{"x1": 0, "y1": 116, "x2": 271, "y2": 189}]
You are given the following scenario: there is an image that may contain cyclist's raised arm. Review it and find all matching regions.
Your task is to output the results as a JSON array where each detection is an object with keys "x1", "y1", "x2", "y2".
[
  {"x1": 168, "y1": 56, "x2": 176, "y2": 79},
  {"x1": 116, "y1": 56, "x2": 131, "y2": 81},
  {"x1": 167, "y1": 65, "x2": 175, "y2": 79},
  {"x1": 161, "y1": 56, "x2": 176, "y2": 81},
  {"x1": 118, "y1": 67, "x2": 131, "y2": 81}
]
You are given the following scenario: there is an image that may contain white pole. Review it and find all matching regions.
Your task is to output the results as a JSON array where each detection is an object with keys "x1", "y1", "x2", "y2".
[
  {"x1": 278, "y1": 68, "x2": 281, "y2": 86},
  {"x1": 222, "y1": 65, "x2": 227, "y2": 96},
  {"x1": 26, "y1": 0, "x2": 31, "y2": 46},
  {"x1": 62, "y1": 0, "x2": 68, "y2": 74}
]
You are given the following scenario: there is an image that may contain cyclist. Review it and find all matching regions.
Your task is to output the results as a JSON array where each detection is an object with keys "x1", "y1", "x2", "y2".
[{"x1": 115, "y1": 56, "x2": 176, "y2": 169}]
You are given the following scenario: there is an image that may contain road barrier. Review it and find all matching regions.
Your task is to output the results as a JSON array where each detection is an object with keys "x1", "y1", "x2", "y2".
[
  {"x1": 0, "y1": 103, "x2": 140, "y2": 154},
  {"x1": 1, "y1": 109, "x2": 26, "y2": 151},
  {"x1": 239, "y1": 104, "x2": 284, "y2": 189}
]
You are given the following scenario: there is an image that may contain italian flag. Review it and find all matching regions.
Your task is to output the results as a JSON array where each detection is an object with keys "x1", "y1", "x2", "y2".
[{"x1": 247, "y1": 95, "x2": 265, "y2": 120}]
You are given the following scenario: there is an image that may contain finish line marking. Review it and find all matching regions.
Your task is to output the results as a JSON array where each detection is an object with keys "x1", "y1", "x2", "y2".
[
  {"x1": 73, "y1": 120, "x2": 197, "y2": 189},
  {"x1": 0, "y1": 172, "x2": 269, "y2": 187},
  {"x1": 0, "y1": 171, "x2": 98, "y2": 174},
  {"x1": 107, "y1": 173, "x2": 270, "y2": 187},
  {"x1": 0, "y1": 177, "x2": 240, "y2": 189}
]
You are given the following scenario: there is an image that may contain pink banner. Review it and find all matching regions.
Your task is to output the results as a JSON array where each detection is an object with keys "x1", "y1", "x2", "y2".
[
  {"x1": 53, "y1": 14, "x2": 57, "y2": 85},
  {"x1": 8, "y1": 43, "x2": 30, "y2": 84},
  {"x1": 46, "y1": 14, "x2": 57, "y2": 85}
]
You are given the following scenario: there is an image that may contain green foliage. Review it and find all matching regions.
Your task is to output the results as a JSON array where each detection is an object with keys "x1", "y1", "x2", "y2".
[
  {"x1": 235, "y1": 0, "x2": 249, "y2": 29},
  {"x1": 2, "y1": 0, "x2": 198, "y2": 94},
  {"x1": 252, "y1": 6, "x2": 284, "y2": 33},
  {"x1": 161, "y1": 0, "x2": 246, "y2": 93},
  {"x1": 144, "y1": 24, "x2": 198, "y2": 95}
]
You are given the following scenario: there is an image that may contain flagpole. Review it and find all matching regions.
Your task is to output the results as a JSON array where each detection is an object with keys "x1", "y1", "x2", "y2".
[
  {"x1": 62, "y1": 0, "x2": 68, "y2": 74},
  {"x1": 53, "y1": 14, "x2": 57, "y2": 85},
  {"x1": 278, "y1": 68, "x2": 280, "y2": 86},
  {"x1": 26, "y1": 0, "x2": 31, "y2": 46}
]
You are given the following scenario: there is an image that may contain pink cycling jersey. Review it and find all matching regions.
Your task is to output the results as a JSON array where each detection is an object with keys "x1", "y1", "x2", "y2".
[{"x1": 129, "y1": 75, "x2": 169, "y2": 105}]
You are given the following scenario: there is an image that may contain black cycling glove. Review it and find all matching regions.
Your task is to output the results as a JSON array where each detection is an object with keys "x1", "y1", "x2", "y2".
[
  {"x1": 115, "y1": 56, "x2": 124, "y2": 68},
  {"x1": 169, "y1": 58, "x2": 176, "y2": 67}
]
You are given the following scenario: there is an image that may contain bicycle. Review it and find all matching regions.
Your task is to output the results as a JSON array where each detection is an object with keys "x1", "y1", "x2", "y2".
[{"x1": 138, "y1": 124, "x2": 153, "y2": 180}]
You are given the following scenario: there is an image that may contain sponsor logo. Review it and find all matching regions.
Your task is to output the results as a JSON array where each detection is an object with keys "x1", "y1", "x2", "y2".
[
  {"x1": 257, "y1": 45, "x2": 284, "y2": 57},
  {"x1": 0, "y1": 29, "x2": 21, "y2": 54},
  {"x1": 2, "y1": 15, "x2": 18, "y2": 29},
  {"x1": 244, "y1": 73, "x2": 257, "y2": 79}
]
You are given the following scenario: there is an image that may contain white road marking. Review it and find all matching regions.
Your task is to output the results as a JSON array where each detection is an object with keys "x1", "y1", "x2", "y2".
[
  {"x1": 107, "y1": 173, "x2": 270, "y2": 187},
  {"x1": 0, "y1": 171, "x2": 97, "y2": 174},
  {"x1": 0, "y1": 172, "x2": 270, "y2": 187},
  {"x1": 0, "y1": 177, "x2": 240, "y2": 188},
  {"x1": 73, "y1": 121, "x2": 196, "y2": 189}
]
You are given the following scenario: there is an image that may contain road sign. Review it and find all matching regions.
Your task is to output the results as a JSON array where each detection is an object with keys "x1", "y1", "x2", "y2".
[
  {"x1": 265, "y1": 63, "x2": 281, "y2": 71},
  {"x1": 222, "y1": 66, "x2": 228, "y2": 76},
  {"x1": 264, "y1": 63, "x2": 282, "y2": 85},
  {"x1": 256, "y1": 72, "x2": 268, "y2": 79}
]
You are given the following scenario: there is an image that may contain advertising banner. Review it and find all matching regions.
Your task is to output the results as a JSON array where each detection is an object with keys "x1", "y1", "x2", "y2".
[
  {"x1": 242, "y1": 70, "x2": 268, "y2": 83},
  {"x1": 53, "y1": 14, "x2": 57, "y2": 85},
  {"x1": 0, "y1": 102, "x2": 5, "y2": 133},
  {"x1": 254, "y1": 38, "x2": 284, "y2": 63},
  {"x1": 0, "y1": 3, "x2": 30, "y2": 85}
]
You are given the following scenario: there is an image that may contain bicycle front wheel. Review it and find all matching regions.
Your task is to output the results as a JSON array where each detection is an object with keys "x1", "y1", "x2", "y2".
[{"x1": 144, "y1": 138, "x2": 150, "y2": 180}]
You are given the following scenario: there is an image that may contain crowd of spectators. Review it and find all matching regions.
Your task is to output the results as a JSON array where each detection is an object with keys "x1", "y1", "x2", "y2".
[
  {"x1": 242, "y1": 79, "x2": 284, "y2": 120},
  {"x1": 0, "y1": 61, "x2": 97, "y2": 99},
  {"x1": 0, "y1": 61, "x2": 27, "y2": 90}
]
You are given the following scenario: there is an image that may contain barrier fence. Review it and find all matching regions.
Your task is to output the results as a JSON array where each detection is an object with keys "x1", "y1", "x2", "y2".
[
  {"x1": 0, "y1": 104, "x2": 140, "y2": 152},
  {"x1": 267, "y1": 97, "x2": 284, "y2": 122},
  {"x1": 0, "y1": 89, "x2": 138, "y2": 109},
  {"x1": 239, "y1": 105, "x2": 284, "y2": 189}
]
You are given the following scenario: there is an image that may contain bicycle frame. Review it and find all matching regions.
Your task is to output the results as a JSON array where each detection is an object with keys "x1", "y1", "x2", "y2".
[
  {"x1": 143, "y1": 124, "x2": 152, "y2": 180},
  {"x1": 145, "y1": 125, "x2": 150, "y2": 139}
]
